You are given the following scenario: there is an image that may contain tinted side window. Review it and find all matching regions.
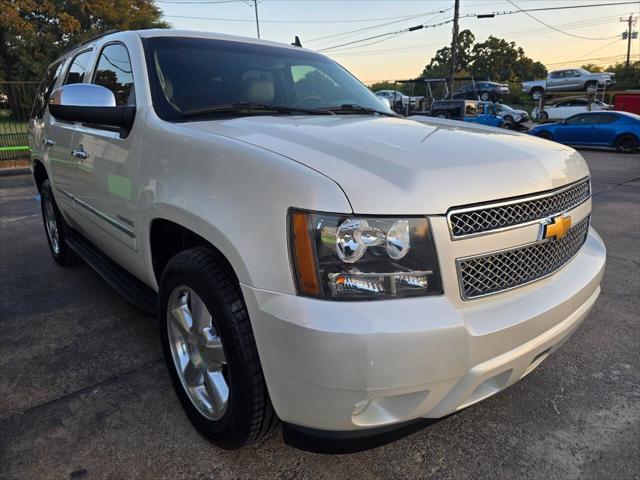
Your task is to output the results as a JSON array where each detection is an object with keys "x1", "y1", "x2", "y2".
[
  {"x1": 93, "y1": 43, "x2": 135, "y2": 106},
  {"x1": 566, "y1": 114, "x2": 590, "y2": 125},
  {"x1": 550, "y1": 72, "x2": 562, "y2": 79},
  {"x1": 31, "y1": 61, "x2": 64, "y2": 119},
  {"x1": 598, "y1": 114, "x2": 618, "y2": 124},
  {"x1": 64, "y1": 50, "x2": 94, "y2": 85}
]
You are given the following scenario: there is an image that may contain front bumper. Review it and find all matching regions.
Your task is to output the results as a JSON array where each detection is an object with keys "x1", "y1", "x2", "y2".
[{"x1": 242, "y1": 228, "x2": 605, "y2": 432}]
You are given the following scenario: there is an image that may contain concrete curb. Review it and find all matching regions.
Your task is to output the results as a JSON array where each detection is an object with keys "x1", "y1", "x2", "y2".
[{"x1": 0, "y1": 167, "x2": 31, "y2": 177}]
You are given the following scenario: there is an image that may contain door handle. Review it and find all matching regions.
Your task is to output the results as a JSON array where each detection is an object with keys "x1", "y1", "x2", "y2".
[
  {"x1": 71, "y1": 146, "x2": 89, "y2": 160},
  {"x1": 43, "y1": 137, "x2": 54, "y2": 147}
]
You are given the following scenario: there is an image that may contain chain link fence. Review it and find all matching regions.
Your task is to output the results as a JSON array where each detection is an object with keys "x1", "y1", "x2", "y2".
[{"x1": 0, "y1": 82, "x2": 39, "y2": 161}]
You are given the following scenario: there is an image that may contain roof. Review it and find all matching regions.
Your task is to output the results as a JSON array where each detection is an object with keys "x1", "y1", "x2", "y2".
[{"x1": 135, "y1": 29, "x2": 310, "y2": 53}]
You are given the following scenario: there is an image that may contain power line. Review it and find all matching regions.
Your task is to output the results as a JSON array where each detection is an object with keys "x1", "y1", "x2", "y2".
[
  {"x1": 317, "y1": 2, "x2": 632, "y2": 52},
  {"x1": 306, "y1": 9, "x2": 451, "y2": 43},
  {"x1": 163, "y1": 11, "x2": 451, "y2": 24},
  {"x1": 505, "y1": 0, "x2": 620, "y2": 40}
]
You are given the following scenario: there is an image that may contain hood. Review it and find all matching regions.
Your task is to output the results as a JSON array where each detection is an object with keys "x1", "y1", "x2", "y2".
[{"x1": 183, "y1": 115, "x2": 589, "y2": 215}]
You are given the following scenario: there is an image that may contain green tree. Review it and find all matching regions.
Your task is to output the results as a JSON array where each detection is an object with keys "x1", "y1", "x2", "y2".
[
  {"x1": 421, "y1": 29, "x2": 475, "y2": 79},
  {"x1": 581, "y1": 63, "x2": 604, "y2": 73},
  {"x1": 603, "y1": 61, "x2": 640, "y2": 90},
  {"x1": 420, "y1": 30, "x2": 546, "y2": 83},
  {"x1": 0, "y1": 0, "x2": 169, "y2": 82}
]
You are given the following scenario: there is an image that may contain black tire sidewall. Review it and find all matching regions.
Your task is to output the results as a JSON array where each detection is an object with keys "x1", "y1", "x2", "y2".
[
  {"x1": 538, "y1": 132, "x2": 553, "y2": 140},
  {"x1": 40, "y1": 179, "x2": 75, "y2": 265},
  {"x1": 158, "y1": 253, "x2": 264, "y2": 447},
  {"x1": 615, "y1": 135, "x2": 638, "y2": 153}
]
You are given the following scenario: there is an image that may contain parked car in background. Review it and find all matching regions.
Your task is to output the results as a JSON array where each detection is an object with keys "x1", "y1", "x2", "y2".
[
  {"x1": 429, "y1": 99, "x2": 504, "y2": 127},
  {"x1": 614, "y1": 92, "x2": 640, "y2": 115},
  {"x1": 374, "y1": 89, "x2": 421, "y2": 108},
  {"x1": 522, "y1": 68, "x2": 615, "y2": 100},
  {"x1": 532, "y1": 97, "x2": 610, "y2": 121},
  {"x1": 495, "y1": 103, "x2": 528, "y2": 128},
  {"x1": 529, "y1": 111, "x2": 639, "y2": 153},
  {"x1": 452, "y1": 81, "x2": 509, "y2": 101}
]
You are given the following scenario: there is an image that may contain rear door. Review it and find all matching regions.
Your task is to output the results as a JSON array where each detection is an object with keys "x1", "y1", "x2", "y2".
[
  {"x1": 47, "y1": 49, "x2": 95, "y2": 210},
  {"x1": 71, "y1": 41, "x2": 140, "y2": 254}
]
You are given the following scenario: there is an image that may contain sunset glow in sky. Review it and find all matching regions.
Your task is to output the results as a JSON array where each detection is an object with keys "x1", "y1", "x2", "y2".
[{"x1": 158, "y1": 0, "x2": 640, "y2": 83}]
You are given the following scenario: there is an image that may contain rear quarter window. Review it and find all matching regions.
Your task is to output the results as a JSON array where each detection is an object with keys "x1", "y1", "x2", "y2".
[{"x1": 31, "y1": 61, "x2": 65, "y2": 119}]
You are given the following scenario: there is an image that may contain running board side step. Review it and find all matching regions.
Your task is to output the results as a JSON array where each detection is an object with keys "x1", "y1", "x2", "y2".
[{"x1": 66, "y1": 228, "x2": 157, "y2": 316}]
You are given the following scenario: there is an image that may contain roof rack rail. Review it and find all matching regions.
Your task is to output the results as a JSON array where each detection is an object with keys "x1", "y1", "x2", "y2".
[{"x1": 61, "y1": 29, "x2": 119, "y2": 55}]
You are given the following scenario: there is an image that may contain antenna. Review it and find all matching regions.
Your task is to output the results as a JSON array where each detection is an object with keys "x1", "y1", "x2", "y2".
[{"x1": 292, "y1": 36, "x2": 302, "y2": 47}]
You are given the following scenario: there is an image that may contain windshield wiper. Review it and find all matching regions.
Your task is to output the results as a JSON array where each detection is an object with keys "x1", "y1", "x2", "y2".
[
  {"x1": 181, "y1": 102, "x2": 334, "y2": 119},
  {"x1": 325, "y1": 104, "x2": 400, "y2": 117}
]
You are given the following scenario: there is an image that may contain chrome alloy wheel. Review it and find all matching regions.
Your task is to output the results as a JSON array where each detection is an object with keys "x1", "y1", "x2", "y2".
[
  {"x1": 43, "y1": 192, "x2": 60, "y2": 254},
  {"x1": 167, "y1": 286, "x2": 229, "y2": 420}
]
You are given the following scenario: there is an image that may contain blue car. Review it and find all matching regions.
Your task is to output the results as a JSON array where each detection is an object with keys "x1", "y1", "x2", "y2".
[{"x1": 529, "y1": 111, "x2": 640, "y2": 153}]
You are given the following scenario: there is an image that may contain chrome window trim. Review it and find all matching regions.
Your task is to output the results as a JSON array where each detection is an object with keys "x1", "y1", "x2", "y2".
[
  {"x1": 446, "y1": 177, "x2": 591, "y2": 240},
  {"x1": 56, "y1": 187, "x2": 135, "y2": 238},
  {"x1": 455, "y1": 216, "x2": 590, "y2": 301}
]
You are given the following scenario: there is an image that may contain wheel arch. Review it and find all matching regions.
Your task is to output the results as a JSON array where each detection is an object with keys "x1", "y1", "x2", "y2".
[
  {"x1": 32, "y1": 158, "x2": 49, "y2": 192},
  {"x1": 147, "y1": 213, "x2": 246, "y2": 290},
  {"x1": 613, "y1": 132, "x2": 639, "y2": 149}
]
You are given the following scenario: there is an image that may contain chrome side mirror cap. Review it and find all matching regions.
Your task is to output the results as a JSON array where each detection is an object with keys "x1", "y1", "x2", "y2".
[
  {"x1": 49, "y1": 83, "x2": 116, "y2": 108},
  {"x1": 48, "y1": 84, "x2": 135, "y2": 136}
]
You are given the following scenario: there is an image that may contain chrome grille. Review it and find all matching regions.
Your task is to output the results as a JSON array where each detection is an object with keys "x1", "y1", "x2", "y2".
[
  {"x1": 457, "y1": 216, "x2": 590, "y2": 299},
  {"x1": 448, "y1": 179, "x2": 590, "y2": 238}
]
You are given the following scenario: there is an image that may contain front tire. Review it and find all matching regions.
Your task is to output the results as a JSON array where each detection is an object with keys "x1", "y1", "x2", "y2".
[
  {"x1": 537, "y1": 131, "x2": 553, "y2": 141},
  {"x1": 40, "y1": 179, "x2": 81, "y2": 267},
  {"x1": 480, "y1": 91, "x2": 490, "y2": 101},
  {"x1": 159, "y1": 246, "x2": 278, "y2": 449},
  {"x1": 614, "y1": 134, "x2": 638, "y2": 153}
]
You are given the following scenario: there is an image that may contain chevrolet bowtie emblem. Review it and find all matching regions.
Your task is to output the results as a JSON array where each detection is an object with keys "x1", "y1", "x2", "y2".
[{"x1": 541, "y1": 214, "x2": 572, "y2": 241}]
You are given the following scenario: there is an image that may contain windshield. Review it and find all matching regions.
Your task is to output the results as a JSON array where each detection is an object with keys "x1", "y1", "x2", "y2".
[{"x1": 143, "y1": 36, "x2": 392, "y2": 121}]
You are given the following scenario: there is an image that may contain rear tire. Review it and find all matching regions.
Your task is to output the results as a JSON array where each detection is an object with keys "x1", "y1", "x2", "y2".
[
  {"x1": 585, "y1": 81, "x2": 598, "y2": 93},
  {"x1": 480, "y1": 91, "x2": 490, "y2": 101},
  {"x1": 159, "y1": 246, "x2": 278, "y2": 449},
  {"x1": 539, "y1": 111, "x2": 549, "y2": 121},
  {"x1": 40, "y1": 179, "x2": 81, "y2": 267},
  {"x1": 531, "y1": 88, "x2": 544, "y2": 101},
  {"x1": 614, "y1": 134, "x2": 638, "y2": 153}
]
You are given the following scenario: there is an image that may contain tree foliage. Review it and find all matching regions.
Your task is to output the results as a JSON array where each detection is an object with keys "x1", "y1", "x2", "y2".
[
  {"x1": 420, "y1": 29, "x2": 546, "y2": 82},
  {"x1": 0, "y1": 0, "x2": 169, "y2": 81}
]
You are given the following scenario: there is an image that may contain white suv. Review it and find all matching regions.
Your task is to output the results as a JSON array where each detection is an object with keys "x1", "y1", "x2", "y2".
[{"x1": 29, "y1": 30, "x2": 606, "y2": 450}]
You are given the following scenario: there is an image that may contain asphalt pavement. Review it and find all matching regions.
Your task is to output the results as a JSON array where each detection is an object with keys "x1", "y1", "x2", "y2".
[{"x1": 0, "y1": 150, "x2": 638, "y2": 479}]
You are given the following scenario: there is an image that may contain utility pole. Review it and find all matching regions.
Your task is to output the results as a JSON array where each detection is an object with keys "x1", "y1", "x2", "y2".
[
  {"x1": 448, "y1": 0, "x2": 460, "y2": 98},
  {"x1": 621, "y1": 14, "x2": 637, "y2": 69},
  {"x1": 252, "y1": 0, "x2": 260, "y2": 39}
]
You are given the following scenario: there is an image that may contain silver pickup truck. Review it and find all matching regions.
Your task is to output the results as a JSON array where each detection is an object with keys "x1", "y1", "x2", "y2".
[{"x1": 522, "y1": 68, "x2": 615, "y2": 100}]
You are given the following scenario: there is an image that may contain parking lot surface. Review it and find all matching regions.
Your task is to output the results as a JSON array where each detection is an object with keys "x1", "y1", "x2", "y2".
[{"x1": 1, "y1": 150, "x2": 638, "y2": 480}]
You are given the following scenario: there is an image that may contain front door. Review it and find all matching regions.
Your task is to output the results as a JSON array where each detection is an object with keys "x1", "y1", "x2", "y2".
[
  {"x1": 70, "y1": 42, "x2": 141, "y2": 261},
  {"x1": 47, "y1": 49, "x2": 95, "y2": 213}
]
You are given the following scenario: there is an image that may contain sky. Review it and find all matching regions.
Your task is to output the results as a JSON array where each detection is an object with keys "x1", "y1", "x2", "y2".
[{"x1": 157, "y1": 0, "x2": 640, "y2": 84}]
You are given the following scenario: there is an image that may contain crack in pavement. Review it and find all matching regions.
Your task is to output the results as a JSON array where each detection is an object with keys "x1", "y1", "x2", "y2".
[{"x1": 0, "y1": 358, "x2": 164, "y2": 423}]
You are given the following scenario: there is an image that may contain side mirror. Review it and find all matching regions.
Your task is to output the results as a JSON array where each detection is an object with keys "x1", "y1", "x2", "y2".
[
  {"x1": 560, "y1": 119, "x2": 567, "y2": 125},
  {"x1": 49, "y1": 84, "x2": 135, "y2": 135}
]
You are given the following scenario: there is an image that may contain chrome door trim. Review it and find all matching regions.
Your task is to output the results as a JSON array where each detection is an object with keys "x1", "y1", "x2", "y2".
[{"x1": 56, "y1": 186, "x2": 135, "y2": 238}]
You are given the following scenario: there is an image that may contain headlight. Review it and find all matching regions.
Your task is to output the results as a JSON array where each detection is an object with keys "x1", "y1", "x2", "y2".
[{"x1": 289, "y1": 210, "x2": 442, "y2": 299}]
